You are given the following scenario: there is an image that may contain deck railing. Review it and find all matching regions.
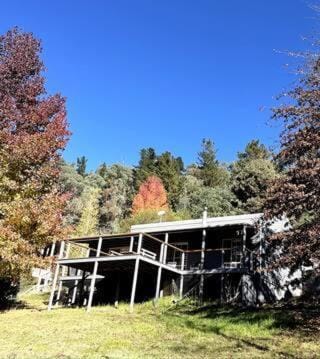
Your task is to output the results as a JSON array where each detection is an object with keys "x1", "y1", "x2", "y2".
[{"x1": 58, "y1": 233, "x2": 251, "y2": 274}]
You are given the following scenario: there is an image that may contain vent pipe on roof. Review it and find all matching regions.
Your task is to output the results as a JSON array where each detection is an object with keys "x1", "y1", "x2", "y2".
[{"x1": 202, "y1": 207, "x2": 208, "y2": 227}]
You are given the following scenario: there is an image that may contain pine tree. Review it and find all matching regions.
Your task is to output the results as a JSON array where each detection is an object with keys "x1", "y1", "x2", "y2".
[
  {"x1": 231, "y1": 140, "x2": 278, "y2": 212},
  {"x1": 156, "y1": 151, "x2": 184, "y2": 209},
  {"x1": 134, "y1": 148, "x2": 158, "y2": 188},
  {"x1": 197, "y1": 139, "x2": 229, "y2": 187},
  {"x1": 76, "y1": 156, "x2": 87, "y2": 177}
]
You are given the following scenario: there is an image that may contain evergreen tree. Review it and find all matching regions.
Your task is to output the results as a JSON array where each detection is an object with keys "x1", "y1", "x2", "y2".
[
  {"x1": 134, "y1": 148, "x2": 157, "y2": 188},
  {"x1": 197, "y1": 139, "x2": 229, "y2": 187},
  {"x1": 97, "y1": 162, "x2": 108, "y2": 178},
  {"x1": 178, "y1": 175, "x2": 239, "y2": 218},
  {"x1": 76, "y1": 156, "x2": 87, "y2": 177},
  {"x1": 156, "y1": 151, "x2": 184, "y2": 209},
  {"x1": 98, "y1": 164, "x2": 134, "y2": 233},
  {"x1": 231, "y1": 140, "x2": 278, "y2": 213}
]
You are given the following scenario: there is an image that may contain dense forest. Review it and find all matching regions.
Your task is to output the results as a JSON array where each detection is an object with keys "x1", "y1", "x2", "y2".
[{"x1": 61, "y1": 138, "x2": 279, "y2": 236}]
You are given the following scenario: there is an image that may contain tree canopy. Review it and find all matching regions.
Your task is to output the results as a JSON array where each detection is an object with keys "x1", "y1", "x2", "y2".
[
  {"x1": 265, "y1": 55, "x2": 320, "y2": 271},
  {"x1": 0, "y1": 28, "x2": 70, "y2": 279}
]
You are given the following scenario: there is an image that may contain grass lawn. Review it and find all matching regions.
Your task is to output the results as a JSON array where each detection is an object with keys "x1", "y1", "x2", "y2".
[{"x1": 0, "y1": 293, "x2": 319, "y2": 359}]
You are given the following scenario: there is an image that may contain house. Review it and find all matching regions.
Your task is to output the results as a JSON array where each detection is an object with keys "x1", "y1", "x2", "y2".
[{"x1": 47, "y1": 211, "x2": 297, "y2": 311}]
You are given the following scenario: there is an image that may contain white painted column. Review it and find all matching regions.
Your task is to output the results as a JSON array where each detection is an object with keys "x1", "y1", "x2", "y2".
[
  {"x1": 129, "y1": 236, "x2": 134, "y2": 252},
  {"x1": 179, "y1": 251, "x2": 185, "y2": 298},
  {"x1": 155, "y1": 243, "x2": 164, "y2": 301},
  {"x1": 130, "y1": 258, "x2": 140, "y2": 312},
  {"x1": 71, "y1": 269, "x2": 81, "y2": 304},
  {"x1": 163, "y1": 233, "x2": 169, "y2": 264},
  {"x1": 114, "y1": 273, "x2": 121, "y2": 308},
  {"x1": 50, "y1": 241, "x2": 56, "y2": 257},
  {"x1": 242, "y1": 225, "x2": 247, "y2": 267},
  {"x1": 87, "y1": 237, "x2": 102, "y2": 312},
  {"x1": 48, "y1": 240, "x2": 65, "y2": 311},
  {"x1": 130, "y1": 234, "x2": 143, "y2": 312},
  {"x1": 199, "y1": 229, "x2": 206, "y2": 303},
  {"x1": 137, "y1": 233, "x2": 143, "y2": 254}
]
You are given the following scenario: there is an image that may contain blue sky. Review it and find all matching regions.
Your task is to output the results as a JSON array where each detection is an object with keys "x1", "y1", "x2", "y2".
[{"x1": 0, "y1": 1, "x2": 316, "y2": 169}]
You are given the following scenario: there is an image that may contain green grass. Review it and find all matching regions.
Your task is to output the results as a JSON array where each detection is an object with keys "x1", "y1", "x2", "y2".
[{"x1": 0, "y1": 293, "x2": 319, "y2": 359}]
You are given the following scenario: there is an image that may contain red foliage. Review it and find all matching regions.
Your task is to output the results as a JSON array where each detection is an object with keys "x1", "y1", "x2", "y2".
[
  {"x1": 132, "y1": 176, "x2": 169, "y2": 214},
  {"x1": 0, "y1": 28, "x2": 70, "y2": 279},
  {"x1": 265, "y1": 56, "x2": 320, "y2": 271}
]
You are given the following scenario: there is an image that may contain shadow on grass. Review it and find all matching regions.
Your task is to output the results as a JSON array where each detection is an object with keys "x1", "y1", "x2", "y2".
[
  {"x1": 164, "y1": 302, "x2": 320, "y2": 358},
  {"x1": 175, "y1": 302, "x2": 320, "y2": 332},
  {"x1": 0, "y1": 292, "x2": 50, "y2": 312}
]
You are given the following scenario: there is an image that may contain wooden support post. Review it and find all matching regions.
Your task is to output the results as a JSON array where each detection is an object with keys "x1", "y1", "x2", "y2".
[
  {"x1": 79, "y1": 271, "x2": 86, "y2": 307},
  {"x1": 87, "y1": 237, "x2": 102, "y2": 312},
  {"x1": 130, "y1": 258, "x2": 140, "y2": 312},
  {"x1": 242, "y1": 225, "x2": 247, "y2": 267},
  {"x1": 129, "y1": 234, "x2": 143, "y2": 312},
  {"x1": 129, "y1": 236, "x2": 134, "y2": 252},
  {"x1": 259, "y1": 223, "x2": 263, "y2": 272},
  {"x1": 62, "y1": 242, "x2": 70, "y2": 277},
  {"x1": 163, "y1": 233, "x2": 169, "y2": 264},
  {"x1": 50, "y1": 241, "x2": 56, "y2": 257},
  {"x1": 220, "y1": 273, "x2": 224, "y2": 303},
  {"x1": 199, "y1": 229, "x2": 206, "y2": 304},
  {"x1": 56, "y1": 280, "x2": 63, "y2": 305},
  {"x1": 48, "y1": 240, "x2": 65, "y2": 311},
  {"x1": 36, "y1": 270, "x2": 42, "y2": 292},
  {"x1": 137, "y1": 233, "x2": 143, "y2": 254},
  {"x1": 71, "y1": 269, "x2": 81, "y2": 304},
  {"x1": 155, "y1": 243, "x2": 164, "y2": 301},
  {"x1": 179, "y1": 252, "x2": 185, "y2": 298},
  {"x1": 114, "y1": 273, "x2": 121, "y2": 307}
]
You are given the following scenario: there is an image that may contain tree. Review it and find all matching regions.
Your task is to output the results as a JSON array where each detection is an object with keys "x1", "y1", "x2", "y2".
[
  {"x1": 98, "y1": 164, "x2": 134, "y2": 233},
  {"x1": 231, "y1": 140, "x2": 278, "y2": 212},
  {"x1": 76, "y1": 156, "x2": 87, "y2": 177},
  {"x1": 75, "y1": 187, "x2": 100, "y2": 236},
  {"x1": 197, "y1": 139, "x2": 229, "y2": 187},
  {"x1": 0, "y1": 28, "x2": 70, "y2": 280},
  {"x1": 134, "y1": 148, "x2": 157, "y2": 188},
  {"x1": 156, "y1": 151, "x2": 184, "y2": 209},
  {"x1": 178, "y1": 175, "x2": 239, "y2": 218},
  {"x1": 59, "y1": 160, "x2": 88, "y2": 227},
  {"x1": 132, "y1": 176, "x2": 169, "y2": 214},
  {"x1": 119, "y1": 208, "x2": 189, "y2": 233},
  {"x1": 265, "y1": 55, "x2": 320, "y2": 271}
]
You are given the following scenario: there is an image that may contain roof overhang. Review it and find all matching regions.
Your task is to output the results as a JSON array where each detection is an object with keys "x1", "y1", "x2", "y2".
[{"x1": 130, "y1": 213, "x2": 263, "y2": 234}]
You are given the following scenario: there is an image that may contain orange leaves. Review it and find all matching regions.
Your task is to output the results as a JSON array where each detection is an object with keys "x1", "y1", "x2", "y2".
[{"x1": 132, "y1": 176, "x2": 169, "y2": 214}]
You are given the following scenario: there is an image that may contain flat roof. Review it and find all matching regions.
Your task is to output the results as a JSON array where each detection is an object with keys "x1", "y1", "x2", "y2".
[{"x1": 130, "y1": 213, "x2": 263, "y2": 234}]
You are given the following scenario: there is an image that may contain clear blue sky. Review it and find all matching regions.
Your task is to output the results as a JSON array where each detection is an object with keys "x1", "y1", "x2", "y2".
[{"x1": 0, "y1": 1, "x2": 316, "y2": 169}]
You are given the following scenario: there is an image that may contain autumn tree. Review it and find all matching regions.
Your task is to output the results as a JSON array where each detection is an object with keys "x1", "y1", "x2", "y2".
[
  {"x1": 132, "y1": 176, "x2": 169, "y2": 214},
  {"x1": 265, "y1": 54, "x2": 320, "y2": 271},
  {"x1": 0, "y1": 28, "x2": 70, "y2": 281},
  {"x1": 231, "y1": 140, "x2": 278, "y2": 212}
]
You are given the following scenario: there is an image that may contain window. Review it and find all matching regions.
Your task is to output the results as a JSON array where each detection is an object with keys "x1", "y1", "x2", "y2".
[{"x1": 223, "y1": 238, "x2": 242, "y2": 268}]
